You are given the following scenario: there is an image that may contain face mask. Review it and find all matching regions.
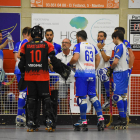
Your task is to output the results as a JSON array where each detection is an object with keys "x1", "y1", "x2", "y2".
[{"x1": 97, "y1": 39, "x2": 104, "y2": 44}]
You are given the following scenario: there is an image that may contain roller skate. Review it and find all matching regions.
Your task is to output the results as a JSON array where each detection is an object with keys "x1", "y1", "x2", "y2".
[
  {"x1": 27, "y1": 121, "x2": 39, "y2": 132},
  {"x1": 45, "y1": 118, "x2": 55, "y2": 132},
  {"x1": 73, "y1": 119, "x2": 88, "y2": 131},
  {"x1": 97, "y1": 116, "x2": 105, "y2": 131},
  {"x1": 15, "y1": 114, "x2": 26, "y2": 127},
  {"x1": 112, "y1": 117, "x2": 127, "y2": 130},
  {"x1": 102, "y1": 98, "x2": 116, "y2": 111},
  {"x1": 102, "y1": 97, "x2": 110, "y2": 111}
]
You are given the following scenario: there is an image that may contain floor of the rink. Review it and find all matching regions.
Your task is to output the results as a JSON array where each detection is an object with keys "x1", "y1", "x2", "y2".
[{"x1": 0, "y1": 124, "x2": 140, "y2": 140}]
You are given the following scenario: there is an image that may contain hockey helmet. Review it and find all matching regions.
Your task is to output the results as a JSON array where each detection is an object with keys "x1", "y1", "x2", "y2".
[{"x1": 31, "y1": 25, "x2": 44, "y2": 40}]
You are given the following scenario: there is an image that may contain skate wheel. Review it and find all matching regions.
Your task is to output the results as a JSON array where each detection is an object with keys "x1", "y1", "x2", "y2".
[
  {"x1": 74, "y1": 127, "x2": 80, "y2": 131},
  {"x1": 27, "y1": 129, "x2": 29, "y2": 132},
  {"x1": 114, "y1": 126, "x2": 118, "y2": 130},
  {"x1": 98, "y1": 126, "x2": 101, "y2": 131},
  {"x1": 30, "y1": 129, "x2": 34, "y2": 132},
  {"x1": 52, "y1": 129, "x2": 55, "y2": 132},
  {"x1": 126, "y1": 126, "x2": 128, "y2": 129},
  {"x1": 82, "y1": 127, "x2": 88, "y2": 131},
  {"x1": 35, "y1": 128, "x2": 39, "y2": 131},
  {"x1": 47, "y1": 127, "x2": 52, "y2": 132},
  {"x1": 45, "y1": 127, "x2": 48, "y2": 130},
  {"x1": 122, "y1": 126, "x2": 126, "y2": 130}
]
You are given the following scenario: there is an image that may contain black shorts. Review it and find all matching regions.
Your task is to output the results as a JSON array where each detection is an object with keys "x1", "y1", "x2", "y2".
[{"x1": 27, "y1": 81, "x2": 50, "y2": 98}]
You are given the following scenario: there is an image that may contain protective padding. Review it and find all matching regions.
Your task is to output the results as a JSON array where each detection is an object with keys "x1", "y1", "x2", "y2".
[
  {"x1": 112, "y1": 94, "x2": 122, "y2": 103},
  {"x1": 90, "y1": 96, "x2": 98, "y2": 104},
  {"x1": 77, "y1": 96, "x2": 87, "y2": 106}
]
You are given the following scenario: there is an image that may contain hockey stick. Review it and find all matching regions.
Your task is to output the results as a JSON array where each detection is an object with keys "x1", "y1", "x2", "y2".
[
  {"x1": 2, "y1": 75, "x2": 16, "y2": 86},
  {"x1": 106, "y1": 77, "x2": 113, "y2": 127},
  {"x1": 68, "y1": 97, "x2": 74, "y2": 126}
]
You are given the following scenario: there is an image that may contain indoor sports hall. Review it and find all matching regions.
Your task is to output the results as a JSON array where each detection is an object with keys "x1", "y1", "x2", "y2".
[{"x1": 0, "y1": 0, "x2": 140, "y2": 140}]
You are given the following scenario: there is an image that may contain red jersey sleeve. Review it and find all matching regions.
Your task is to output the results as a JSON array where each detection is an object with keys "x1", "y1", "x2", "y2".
[
  {"x1": 20, "y1": 43, "x2": 26, "y2": 54},
  {"x1": 45, "y1": 41, "x2": 54, "y2": 54}
]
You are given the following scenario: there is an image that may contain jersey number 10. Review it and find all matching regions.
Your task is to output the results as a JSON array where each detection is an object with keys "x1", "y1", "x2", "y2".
[{"x1": 30, "y1": 50, "x2": 41, "y2": 63}]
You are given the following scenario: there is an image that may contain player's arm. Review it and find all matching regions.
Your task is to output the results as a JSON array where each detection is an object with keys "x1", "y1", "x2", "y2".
[
  {"x1": 68, "y1": 44, "x2": 80, "y2": 65},
  {"x1": 100, "y1": 50, "x2": 110, "y2": 62},
  {"x1": 17, "y1": 49, "x2": 21, "y2": 59},
  {"x1": 0, "y1": 39, "x2": 8, "y2": 50},
  {"x1": 69, "y1": 53, "x2": 79, "y2": 65},
  {"x1": 14, "y1": 53, "x2": 18, "y2": 62},
  {"x1": 97, "y1": 43, "x2": 110, "y2": 62},
  {"x1": 111, "y1": 57, "x2": 119, "y2": 69},
  {"x1": 128, "y1": 48, "x2": 135, "y2": 69},
  {"x1": 95, "y1": 53, "x2": 100, "y2": 69},
  {"x1": 111, "y1": 45, "x2": 123, "y2": 69},
  {"x1": 18, "y1": 44, "x2": 26, "y2": 73}
]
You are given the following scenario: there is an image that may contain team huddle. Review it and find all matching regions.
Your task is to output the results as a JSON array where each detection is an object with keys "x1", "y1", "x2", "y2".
[{"x1": 0, "y1": 25, "x2": 135, "y2": 132}]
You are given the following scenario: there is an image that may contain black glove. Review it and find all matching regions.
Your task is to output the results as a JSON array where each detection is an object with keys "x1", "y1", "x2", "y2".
[
  {"x1": 49, "y1": 55, "x2": 71, "y2": 81},
  {"x1": 106, "y1": 67, "x2": 113, "y2": 77},
  {"x1": 18, "y1": 73, "x2": 27, "y2": 90}
]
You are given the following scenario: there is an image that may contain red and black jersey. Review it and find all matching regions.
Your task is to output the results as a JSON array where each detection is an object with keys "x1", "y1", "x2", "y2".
[{"x1": 20, "y1": 38, "x2": 54, "y2": 81}]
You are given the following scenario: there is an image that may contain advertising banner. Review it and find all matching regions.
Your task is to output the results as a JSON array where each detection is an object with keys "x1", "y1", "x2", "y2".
[
  {"x1": 129, "y1": 0, "x2": 140, "y2": 8},
  {"x1": 127, "y1": 15, "x2": 140, "y2": 50},
  {"x1": 0, "y1": 13, "x2": 21, "y2": 49},
  {"x1": 31, "y1": 0, "x2": 119, "y2": 8},
  {"x1": 32, "y1": 14, "x2": 119, "y2": 50},
  {"x1": 0, "y1": 0, "x2": 21, "y2": 7},
  {"x1": 32, "y1": 14, "x2": 119, "y2": 112}
]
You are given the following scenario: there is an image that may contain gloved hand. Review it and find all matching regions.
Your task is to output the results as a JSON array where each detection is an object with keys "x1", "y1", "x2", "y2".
[
  {"x1": 67, "y1": 62, "x2": 71, "y2": 67},
  {"x1": 106, "y1": 67, "x2": 113, "y2": 77}
]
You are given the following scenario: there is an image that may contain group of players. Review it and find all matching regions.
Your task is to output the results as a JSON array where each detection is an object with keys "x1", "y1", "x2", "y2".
[{"x1": 0, "y1": 25, "x2": 134, "y2": 132}]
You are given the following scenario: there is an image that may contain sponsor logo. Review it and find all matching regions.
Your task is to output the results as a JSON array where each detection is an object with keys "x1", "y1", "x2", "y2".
[
  {"x1": 28, "y1": 64, "x2": 42, "y2": 67},
  {"x1": 116, "y1": 49, "x2": 119, "y2": 53}
]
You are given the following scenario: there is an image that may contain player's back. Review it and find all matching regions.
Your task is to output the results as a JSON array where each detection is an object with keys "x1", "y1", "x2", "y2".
[
  {"x1": 74, "y1": 42, "x2": 97, "y2": 77},
  {"x1": 123, "y1": 39, "x2": 131, "y2": 49},
  {"x1": 114, "y1": 43, "x2": 129, "y2": 72},
  {"x1": 21, "y1": 39, "x2": 54, "y2": 81}
]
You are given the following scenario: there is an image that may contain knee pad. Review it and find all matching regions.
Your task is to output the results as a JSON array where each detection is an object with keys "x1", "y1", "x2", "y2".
[
  {"x1": 50, "y1": 90, "x2": 58, "y2": 103},
  {"x1": 112, "y1": 95, "x2": 122, "y2": 103},
  {"x1": 43, "y1": 97, "x2": 54, "y2": 118},
  {"x1": 90, "y1": 96, "x2": 98, "y2": 104},
  {"x1": 77, "y1": 96, "x2": 87, "y2": 106},
  {"x1": 43, "y1": 97, "x2": 51, "y2": 109},
  {"x1": 26, "y1": 98, "x2": 38, "y2": 121},
  {"x1": 122, "y1": 94, "x2": 127, "y2": 101},
  {"x1": 50, "y1": 90, "x2": 58, "y2": 118},
  {"x1": 19, "y1": 92, "x2": 26, "y2": 99}
]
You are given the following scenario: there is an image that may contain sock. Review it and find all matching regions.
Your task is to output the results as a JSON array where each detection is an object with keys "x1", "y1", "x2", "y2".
[
  {"x1": 117, "y1": 100, "x2": 125, "y2": 118},
  {"x1": 93, "y1": 100, "x2": 103, "y2": 117},
  {"x1": 104, "y1": 81, "x2": 110, "y2": 98},
  {"x1": 123, "y1": 99, "x2": 127, "y2": 118},
  {"x1": 17, "y1": 98, "x2": 25, "y2": 115},
  {"x1": 80, "y1": 103, "x2": 87, "y2": 120}
]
